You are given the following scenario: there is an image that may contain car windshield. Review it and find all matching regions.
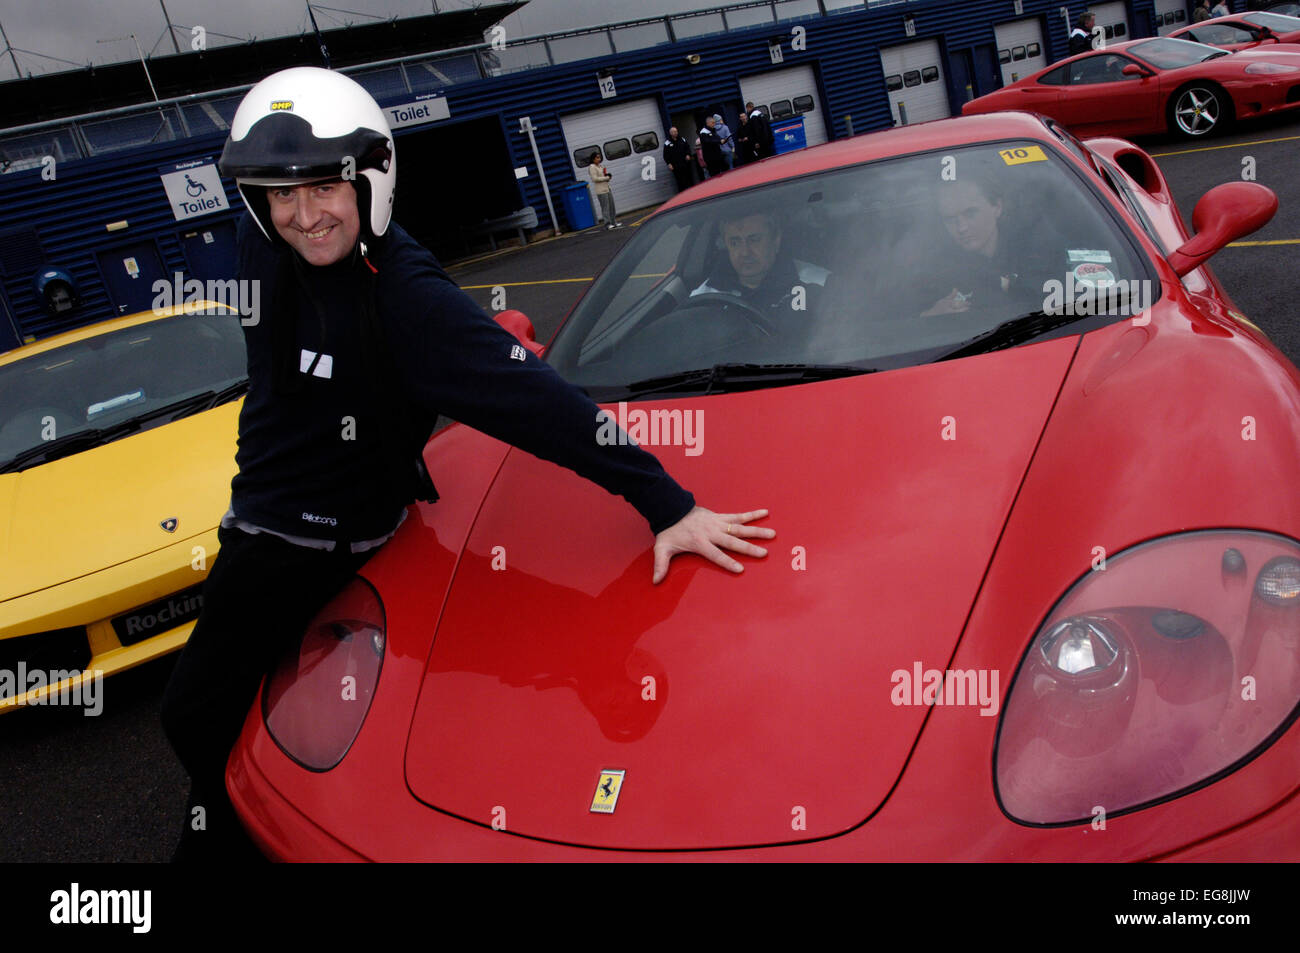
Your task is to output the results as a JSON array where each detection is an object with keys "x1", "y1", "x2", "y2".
[
  {"x1": 546, "y1": 140, "x2": 1153, "y2": 399},
  {"x1": 1243, "y1": 10, "x2": 1300, "y2": 30},
  {"x1": 1129, "y1": 37, "x2": 1229, "y2": 69},
  {"x1": 0, "y1": 311, "x2": 247, "y2": 469}
]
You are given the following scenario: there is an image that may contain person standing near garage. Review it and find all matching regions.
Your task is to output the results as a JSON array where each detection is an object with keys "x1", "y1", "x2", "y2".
[
  {"x1": 734, "y1": 112, "x2": 753, "y2": 167},
  {"x1": 160, "y1": 66, "x2": 774, "y2": 862},
  {"x1": 699, "y1": 116, "x2": 726, "y2": 178},
  {"x1": 745, "y1": 102, "x2": 774, "y2": 160},
  {"x1": 1069, "y1": 12, "x2": 1096, "y2": 54},
  {"x1": 587, "y1": 149, "x2": 623, "y2": 229},
  {"x1": 663, "y1": 126, "x2": 695, "y2": 192},
  {"x1": 713, "y1": 114, "x2": 735, "y2": 171}
]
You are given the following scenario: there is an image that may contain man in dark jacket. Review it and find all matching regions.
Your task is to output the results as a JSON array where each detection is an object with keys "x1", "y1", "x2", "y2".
[
  {"x1": 1069, "y1": 12, "x2": 1096, "y2": 55},
  {"x1": 699, "y1": 116, "x2": 726, "y2": 177},
  {"x1": 745, "y1": 102, "x2": 774, "y2": 160},
  {"x1": 161, "y1": 66, "x2": 774, "y2": 863},
  {"x1": 734, "y1": 112, "x2": 753, "y2": 167},
  {"x1": 663, "y1": 126, "x2": 695, "y2": 192}
]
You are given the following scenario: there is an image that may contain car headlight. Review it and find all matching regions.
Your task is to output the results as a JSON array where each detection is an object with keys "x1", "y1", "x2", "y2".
[
  {"x1": 996, "y1": 531, "x2": 1300, "y2": 825},
  {"x1": 262, "y1": 577, "x2": 386, "y2": 771},
  {"x1": 1244, "y1": 62, "x2": 1299, "y2": 73}
]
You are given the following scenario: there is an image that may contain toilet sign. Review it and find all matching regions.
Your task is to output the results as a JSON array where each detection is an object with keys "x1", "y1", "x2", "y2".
[
  {"x1": 159, "y1": 158, "x2": 228, "y2": 222},
  {"x1": 383, "y1": 94, "x2": 451, "y2": 130}
]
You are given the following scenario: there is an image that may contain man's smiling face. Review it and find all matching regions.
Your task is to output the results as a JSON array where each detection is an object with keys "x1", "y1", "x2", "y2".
[{"x1": 268, "y1": 179, "x2": 361, "y2": 266}]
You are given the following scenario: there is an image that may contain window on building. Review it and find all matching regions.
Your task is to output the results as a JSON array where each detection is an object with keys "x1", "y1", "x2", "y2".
[{"x1": 603, "y1": 138, "x2": 632, "y2": 160}]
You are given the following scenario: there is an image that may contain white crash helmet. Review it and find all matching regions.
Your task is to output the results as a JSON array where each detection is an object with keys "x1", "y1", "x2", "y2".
[{"x1": 219, "y1": 66, "x2": 395, "y2": 244}]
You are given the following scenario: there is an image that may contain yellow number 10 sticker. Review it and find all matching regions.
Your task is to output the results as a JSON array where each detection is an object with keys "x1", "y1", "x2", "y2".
[{"x1": 999, "y1": 145, "x2": 1048, "y2": 165}]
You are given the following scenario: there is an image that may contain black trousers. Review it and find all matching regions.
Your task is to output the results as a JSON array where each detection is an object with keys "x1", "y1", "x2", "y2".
[{"x1": 160, "y1": 523, "x2": 376, "y2": 862}]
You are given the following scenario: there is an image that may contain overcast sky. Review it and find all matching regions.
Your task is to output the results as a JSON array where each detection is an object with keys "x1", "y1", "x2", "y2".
[{"x1": 0, "y1": 0, "x2": 759, "y2": 79}]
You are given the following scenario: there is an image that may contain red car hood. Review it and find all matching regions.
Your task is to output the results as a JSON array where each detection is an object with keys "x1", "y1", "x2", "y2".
[{"x1": 404, "y1": 337, "x2": 1078, "y2": 849}]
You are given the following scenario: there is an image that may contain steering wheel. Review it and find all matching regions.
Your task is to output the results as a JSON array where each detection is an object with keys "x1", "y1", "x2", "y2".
[{"x1": 685, "y1": 291, "x2": 779, "y2": 337}]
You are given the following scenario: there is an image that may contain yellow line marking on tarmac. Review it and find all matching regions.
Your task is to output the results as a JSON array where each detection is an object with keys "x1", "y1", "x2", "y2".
[
  {"x1": 1150, "y1": 134, "x2": 1300, "y2": 157},
  {"x1": 1227, "y1": 238, "x2": 1300, "y2": 246},
  {"x1": 460, "y1": 272, "x2": 669, "y2": 290},
  {"x1": 460, "y1": 277, "x2": 592, "y2": 289}
]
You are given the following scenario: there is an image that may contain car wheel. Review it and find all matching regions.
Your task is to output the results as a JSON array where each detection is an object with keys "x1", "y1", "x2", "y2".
[{"x1": 1168, "y1": 85, "x2": 1228, "y2": 138}]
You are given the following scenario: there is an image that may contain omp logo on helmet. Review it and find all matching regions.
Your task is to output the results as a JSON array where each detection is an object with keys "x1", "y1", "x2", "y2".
[{"x1": 270, "y1": 100, "x2": 294, "y2": 111}]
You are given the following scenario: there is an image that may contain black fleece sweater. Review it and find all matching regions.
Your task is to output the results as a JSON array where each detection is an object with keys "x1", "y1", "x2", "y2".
[{"x1": 228, "y1": 215, "x2": 695, "y2": 542}]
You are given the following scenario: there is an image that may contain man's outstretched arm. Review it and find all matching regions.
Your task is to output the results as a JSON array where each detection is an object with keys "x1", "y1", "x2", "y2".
[{"x1": 382, "y1": 250, "x2": 774, "y2": 582}]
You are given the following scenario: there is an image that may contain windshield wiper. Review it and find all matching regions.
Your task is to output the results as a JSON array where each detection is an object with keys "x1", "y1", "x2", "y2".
[
  {"x1": 590, "y1": 362, "x2": 879, "y2": 400},
  {"x1": 0, "y1": 380, "x2": 248, "y2": 473},
  {"x1": 936, "y1": 311, "x2": 1094, "y2": 362}
]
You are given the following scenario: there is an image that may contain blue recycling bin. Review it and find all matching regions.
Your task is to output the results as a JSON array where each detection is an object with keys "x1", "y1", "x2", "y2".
[
  {"x1": 771, "y1": 116, "x2": 807, "y2": 155},
  {"x1": 561, "y1": 181, "x2": 596, "y2": 231}
]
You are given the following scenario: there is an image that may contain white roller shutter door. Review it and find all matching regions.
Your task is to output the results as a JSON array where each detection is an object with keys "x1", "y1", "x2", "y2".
[
  {"x1": 738, "y1": 64, "x2": 827, "y2": 147},
  {"x1": 880, "y1": 40, "x2": 949, "y2": 125},
  {"x1": 560, "y1": 97, "x2": 674, "y2": 217},
  {"x1": 994, "y1": 18, "x2": 1048, "y2": 86},
  {"x1": 1091, "y1": 1, "x2": 1132, "y2": 45},
  {"x1": 1154, "y1": 0, "x2": 1189, "y2": 36}
]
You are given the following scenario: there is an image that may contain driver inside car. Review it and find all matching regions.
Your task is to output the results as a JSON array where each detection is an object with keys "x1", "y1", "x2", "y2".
[{"x1": 690, "y1": 212, "x2": 829, "y2": 323}]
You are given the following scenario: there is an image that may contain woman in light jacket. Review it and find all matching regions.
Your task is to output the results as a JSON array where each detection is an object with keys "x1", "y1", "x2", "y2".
[{"x1": 587, "y1": 150, "x2": 623, "y2": 229}]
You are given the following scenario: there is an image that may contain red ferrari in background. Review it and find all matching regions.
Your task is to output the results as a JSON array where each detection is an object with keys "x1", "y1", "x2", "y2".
[
  {"x1": 226, "y1": 112, "x2": 1300, "y2": 861},
  {"x1": 963, "y1": 36, "x2": 1300, "y2": 138},
  {"x1": 1169, "y1": 10, "x2": 1300, "y2": 50}
]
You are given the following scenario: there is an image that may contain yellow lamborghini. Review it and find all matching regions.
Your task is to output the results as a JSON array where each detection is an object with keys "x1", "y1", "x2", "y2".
[{"x1": 0, "y1": 302, "x2": 245, "y2": 714}]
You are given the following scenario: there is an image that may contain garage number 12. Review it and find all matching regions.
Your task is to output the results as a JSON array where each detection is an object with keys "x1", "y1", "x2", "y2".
[
  {"x1": 999, "y1": 145, "x2": 1047, "y2": 166},
  {"x1": 598, "y1": 75, "x2": 616, "y2": 100}
]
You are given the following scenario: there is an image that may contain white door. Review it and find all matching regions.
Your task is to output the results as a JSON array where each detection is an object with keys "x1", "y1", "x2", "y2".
[
  {"x1": 1154, "y1": 0, "x2": 1188, "y2": 36},
  {"x1": 738, "y1": 64, "x2": 827, "y2": 148},
  {"x1": 560, "y1": 97, "x2": 674, "y2": 217},
  {"x1": 994, "y1": 18, "x2": 1048, "y2": 86},
  {"x1": 1091, "y1": 1, "x2": 1132, "y2": 46},
  {"x1": 879, "y1": 40, "x2": 949, "y2": 126}
]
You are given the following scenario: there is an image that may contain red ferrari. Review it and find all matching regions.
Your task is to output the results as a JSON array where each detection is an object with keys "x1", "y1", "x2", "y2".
[
  {"x1": 1169, "y1": 10, "x2": 1300, "y2": 50},
  {"x1": 963, "y1": 36, "x2": 1300, "y2": 138},
  {"x1": 227, "y1": 112, "x2": 1300, "y2": 861}
]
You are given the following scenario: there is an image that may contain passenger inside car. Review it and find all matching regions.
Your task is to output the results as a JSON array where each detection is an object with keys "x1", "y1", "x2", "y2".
[{"x1": 917, "y1": 174, "x2": 1066, "y2": 320}]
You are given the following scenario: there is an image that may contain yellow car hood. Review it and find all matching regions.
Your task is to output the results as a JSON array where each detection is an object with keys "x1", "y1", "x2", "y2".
[{"x1": 0, "y1": 401, "x2": 240, "y2": 602}]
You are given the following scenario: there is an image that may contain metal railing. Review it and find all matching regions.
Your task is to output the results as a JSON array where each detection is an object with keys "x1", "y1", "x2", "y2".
[{"x1": 0, "y1": 0, "x2": 906, "y2": 171}]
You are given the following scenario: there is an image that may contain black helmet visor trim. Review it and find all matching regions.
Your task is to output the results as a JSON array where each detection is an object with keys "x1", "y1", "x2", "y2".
[{"x1": 219, "y1": 112, "x2": 391, "y2": 181}]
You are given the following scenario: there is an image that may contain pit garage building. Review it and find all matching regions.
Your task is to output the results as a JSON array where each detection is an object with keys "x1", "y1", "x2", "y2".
[{"x1": 0, "y1": 0, "x2": 1215, "y2": 350}]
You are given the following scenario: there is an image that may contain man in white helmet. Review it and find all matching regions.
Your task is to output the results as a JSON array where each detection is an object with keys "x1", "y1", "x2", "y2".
[{"x1": 159, "y1": 66, "x2": 774, "y2": 861}]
